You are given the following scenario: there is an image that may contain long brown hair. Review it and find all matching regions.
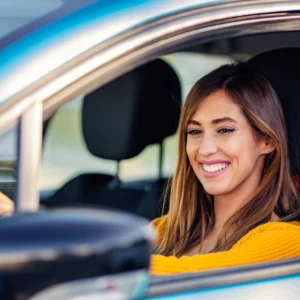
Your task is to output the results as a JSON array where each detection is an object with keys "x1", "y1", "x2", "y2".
[{"x1": 157, "y1": 64, "x2": 299, "y2": 256}]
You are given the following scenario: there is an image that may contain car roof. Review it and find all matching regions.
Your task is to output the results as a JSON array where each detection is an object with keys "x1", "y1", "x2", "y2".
[{"x1": 0, "y1": 0, "x2": 228, "y2": 105}]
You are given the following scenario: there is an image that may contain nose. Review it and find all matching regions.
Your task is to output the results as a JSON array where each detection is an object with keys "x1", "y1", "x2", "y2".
[{"x1": 198, "y1": 132, "x2": 218, "y2": 156}]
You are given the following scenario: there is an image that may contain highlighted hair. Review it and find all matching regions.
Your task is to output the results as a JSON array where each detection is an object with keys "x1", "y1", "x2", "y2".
[{"x1": 157, "y1": 64, "x2": 299, "y2": 256}]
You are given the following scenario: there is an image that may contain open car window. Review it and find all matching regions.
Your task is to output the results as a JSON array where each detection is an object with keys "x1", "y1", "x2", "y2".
[{"x1": 38, "y1": 52, "x2": 234, "y2": 194}]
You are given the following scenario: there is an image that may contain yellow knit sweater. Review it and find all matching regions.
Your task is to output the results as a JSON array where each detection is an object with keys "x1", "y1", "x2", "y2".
[{"x1": 150, "y1": 215, "x2": 300, "y2": 275}]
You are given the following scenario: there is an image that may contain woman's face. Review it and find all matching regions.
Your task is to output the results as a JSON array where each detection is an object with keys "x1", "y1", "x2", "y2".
[{"x1": 186, "y1": 89, "x2": 271, "y2": 197}]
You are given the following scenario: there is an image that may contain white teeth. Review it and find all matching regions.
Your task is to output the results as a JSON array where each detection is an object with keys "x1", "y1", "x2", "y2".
[{"x1": 203, "y1": 163, "x2": 228, "y2": 173}]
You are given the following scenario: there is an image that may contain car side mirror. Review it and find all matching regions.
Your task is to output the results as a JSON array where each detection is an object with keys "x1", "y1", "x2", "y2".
[{"x1": 0, "y1": 208, "x2": 153, "y2": 300}]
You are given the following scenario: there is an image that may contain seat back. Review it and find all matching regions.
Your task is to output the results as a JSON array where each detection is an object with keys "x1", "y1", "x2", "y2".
[
  {"x1": 46, "y1": 59, "x2": 181, "y2": 219},
  {"x1": 246, "y1": 48, "x2": 300, "y2": 217},
  {"x1": 247, "y1": 48, "x2": 300, "y2": 178},
  {"x1": 281, "y1": 211, "x2": 300, "y2": 222}
]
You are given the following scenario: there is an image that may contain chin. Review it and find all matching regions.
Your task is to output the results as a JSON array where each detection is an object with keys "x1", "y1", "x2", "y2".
[{"x1": 202, "y1": 184, "x2": 231, "y2": 196}]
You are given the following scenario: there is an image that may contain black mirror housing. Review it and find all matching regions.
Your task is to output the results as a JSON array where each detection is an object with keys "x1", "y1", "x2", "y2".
[{"x1": 0, "y1": 208, "x2": 153, "y2": 299}]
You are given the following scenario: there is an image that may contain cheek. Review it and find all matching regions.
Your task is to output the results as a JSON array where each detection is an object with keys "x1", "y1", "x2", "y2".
[
  {"x1": 215, "y1": 137, "x2": 241, "y2": 161},
  {"x1": 186, "y1": 147, "x2": 193, "y2": 166},
  {"x1": 186, "y1": 139, "x2": 198, "y2": 161},
  {"x1": 224, "y1": 135, "x2": 261, "y2": 167}
]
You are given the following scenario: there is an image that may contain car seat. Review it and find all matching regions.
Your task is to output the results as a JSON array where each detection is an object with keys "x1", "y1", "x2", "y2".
[
  {"x1": 45, "y1": 59, "x2": 181, "y2": 220},
  {"x1": 246, "y1": 48, "x2": 300, "y2": 221}
]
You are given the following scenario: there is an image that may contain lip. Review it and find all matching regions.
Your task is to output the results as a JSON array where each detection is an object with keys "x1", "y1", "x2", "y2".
[
  {"x1": 199, "y1": 161, "x2": 230, "y2": 178},
  {"x1": 199, "y1": 159, "x2": 231, "y2": 165}
]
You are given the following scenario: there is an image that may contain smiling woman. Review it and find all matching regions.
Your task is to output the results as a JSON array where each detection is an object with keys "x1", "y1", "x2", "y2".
[{"x1": 150, "y1": 64, "x2": 300, "y2": 275}]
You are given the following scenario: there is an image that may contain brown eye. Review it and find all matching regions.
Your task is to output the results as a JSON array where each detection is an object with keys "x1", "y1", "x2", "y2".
[
  {"x1": 218, "y1": 128, "x2": 235, "y2": 134},
  {"x1": 187, "y1": 130, "x2": 202, "y2": 135}
]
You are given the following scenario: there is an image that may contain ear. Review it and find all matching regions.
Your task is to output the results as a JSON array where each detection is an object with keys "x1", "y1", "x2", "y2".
[{"x1": 259, "y1": 136, "x2": 276, "y2": 155}]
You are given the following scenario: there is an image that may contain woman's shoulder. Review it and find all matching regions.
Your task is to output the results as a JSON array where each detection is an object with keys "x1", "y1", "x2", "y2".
[
  {"x1": 232, "y1": 220, "x2": 300, "y2": 249},
  {"x1": 257, "y1": 220, "x2": 300, "y2": 230},
  {"x1": 255, "y1": 220, "x2": 300, "y2": 233}
]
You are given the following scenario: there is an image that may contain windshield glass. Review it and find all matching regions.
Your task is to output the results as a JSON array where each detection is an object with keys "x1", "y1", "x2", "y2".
[{"x1": 0, "y1": 0, "x2": 98, "y2": 49}]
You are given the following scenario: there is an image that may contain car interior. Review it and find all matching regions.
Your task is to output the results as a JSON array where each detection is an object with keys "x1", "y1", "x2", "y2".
[
  {"x1": 38, "y1": 31, "x2": 300, "y2": 223},
  {"x1": 42, "y1": 59, "x2": 181, "y2": 220}
]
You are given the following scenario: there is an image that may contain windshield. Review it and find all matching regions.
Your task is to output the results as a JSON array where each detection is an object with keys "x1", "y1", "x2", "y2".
[{"x1": 0, "y1": 0, "x2": 98, "y2": 50}]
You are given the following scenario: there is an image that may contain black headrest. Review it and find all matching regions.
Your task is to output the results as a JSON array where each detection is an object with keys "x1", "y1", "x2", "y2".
[
  {"x1": 82, "y1": 59, "x2": 181, "y2": 161},
  {"x1": 246, "y1": 48, "x2": 300, "y2": 176}
]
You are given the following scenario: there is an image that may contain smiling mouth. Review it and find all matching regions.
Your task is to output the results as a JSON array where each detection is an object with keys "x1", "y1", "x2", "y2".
[
  {"x1": 202, "y1": 163, "x2": 229, "y2": 173},
  {"x1": 200, "y1": 163, "x2": 230, "y2": 178}
]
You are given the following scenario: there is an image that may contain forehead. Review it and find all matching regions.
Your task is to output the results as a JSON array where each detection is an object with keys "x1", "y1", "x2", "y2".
[{"x1": 191, "y1": 89, "x2": 242, "y2": 122}]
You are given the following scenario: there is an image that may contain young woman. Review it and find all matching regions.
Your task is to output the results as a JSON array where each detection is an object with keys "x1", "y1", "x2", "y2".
[{"x1": 150, "y1": 64, "x2": 300, "y2": 275}]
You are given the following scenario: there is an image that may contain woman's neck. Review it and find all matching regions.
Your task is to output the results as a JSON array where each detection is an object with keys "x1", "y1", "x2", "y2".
[
  {"x1": 213, "y1": 188, "x2": 280, "y2": 230},
  {"x1": 213, "y1": 177, "x2": 261, "y2": 229},
  {"x1": 213, "y1": 154, "x2": 267, "y2": 229},
  {"x1": 213, "y1": 196, "x2": 247, "y2": 229}
]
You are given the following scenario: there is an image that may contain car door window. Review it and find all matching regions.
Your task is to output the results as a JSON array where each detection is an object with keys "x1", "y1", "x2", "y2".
[{"x1": 38, "y1": 52, "x2": 234, "y2": 194}]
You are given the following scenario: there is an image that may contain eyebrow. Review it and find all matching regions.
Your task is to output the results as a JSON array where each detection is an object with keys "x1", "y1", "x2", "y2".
[
  {"x1": 187, "y1": 117, "x2": 237, "y2": 126},
  {"x1": 212, "y1": 117, "x2": 237, "y2": 124}
]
